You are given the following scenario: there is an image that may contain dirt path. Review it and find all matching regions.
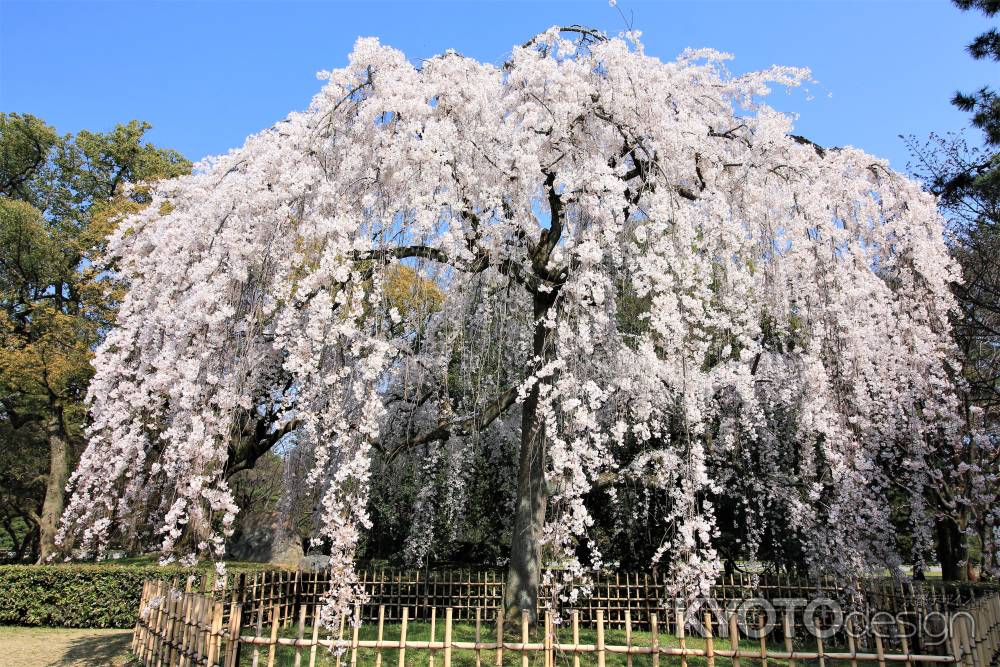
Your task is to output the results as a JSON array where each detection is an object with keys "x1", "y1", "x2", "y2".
[{"x1": 0, "y1": 626, "x2": 134, "y2": 666}]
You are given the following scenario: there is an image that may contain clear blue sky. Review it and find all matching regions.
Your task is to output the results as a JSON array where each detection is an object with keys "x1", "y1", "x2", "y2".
[{"x1": 1, "y1": 1, "x2": 997, "y2": 172}]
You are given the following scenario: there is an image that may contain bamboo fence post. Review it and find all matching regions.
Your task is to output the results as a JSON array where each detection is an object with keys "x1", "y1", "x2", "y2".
[
  {"x1": 293, "y1": 603, "x2": 306, "y2": 667},
  {"x1": 573, "y1": 610, "x2": 582, "y2": 667},
  {"x1": 544, "y1": 610, "x2": 553, "y2": 667},
  {"x1": 521, "y1": 609, "x2": 530, "y2": 667},
  {"x1": 225, "y1": 601, "x2": 242, "y2": 667},
  {"x1": 159, "y1": 581, "x2": 175, "y2": 667},
  {"x1": 625, "y1": 609, "x2": 633, "y2": 667},
  {"x1": 251, "y1": 604, "x2": 264, "y2": 667},
  {"x1": 147, "y1": 580, "x2": 158, "y2": 663},
  {"x1": 309, "y1": 604, "x2": 320, "y2": 667},
  {"x1": 758, "y1": 612, "x2": 768, "y2": 667},
  {"x1": 947, "y1": 612, "x2": 964, "y2": 667},
  {"x1": 812, "y1": 616, "x2": 825, "y2": 667},
  {"x1": 495, "y1": 607, "x2": 504, "y2": 667},
  {"x1": 132, "y1": 581, "x2": 146, "y2": 659},
  {"x1": 783, "y1": 607, "x2": 796, "y2": 667},
  {"x1": 207, "y1": 601, "x2": 224, "y2": 666},
  {"x1": 202, "y1": 597, "x2": 214, "y2": 664},
  {"x1": 678, "y1": 603, "x2": 687, "y2": 667},
  {"x1": 475, "y1": 607, "x2": 482, "y2": 667},
  {"x1": 202, "y1": 597, "x2": 213, "y2": 665},
  {"x1": 171, "y1": 590, "x2": 182, "y2": 667},
  {"x1": 975, "y1": 603, "x2": 986, "y2": 667},
  {"x1": 335, "y1": 613, "x2": 346, "y2": 667},
  {"x1": 266, "y1": 602, "x2": 280, "y2": 667},
  {"x1": 705, "y1": 611, "x2": 715, "y2": 667},
  {"x1": 180, "y1": 592, "x2": 195, "y2": 667},
  {"x1": 444, "y1": 607, "x2": 454, "y2": 667},
  {"x1": 138, "y1": 582, "x2": 151, "y2": 663},
  {"x1": 729, "y1": 611, "x2": 742, "y2": 667},
  {"x1": 350, "y1": 604, "x2": 361, "y2": 667},
  {"x1": 430, "y1": 606, "x2": 437, "y2": 667},
  {"x1": 650, "y1": 612, "x2": 660, "y2": 667},
  {"x1": 850, "y1": 615, "x2": 864, "y2": 667},
  {"x1": 597, "y1": 609, "x2": 606, "y2": 667},
  {"x1": 398, "y1": 607, "x2": 409, "y2": 667},
  {"x1": 873, "y1": 620, "x2": 886, "y2": 667},
  {"x1": 376, "y1": 605, "x2": 386, "y2": 667},
  {"x1": 308, "y1": 604, "x2": 320, "y2": 667},
  {"x1": 896, "y1": 616, "x2": 912, "y2": 667}
]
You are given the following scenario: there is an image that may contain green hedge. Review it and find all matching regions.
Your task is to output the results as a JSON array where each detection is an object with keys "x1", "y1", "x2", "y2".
[{"x1": 0, "y1": 563, "x2": 269, "y2": 628}]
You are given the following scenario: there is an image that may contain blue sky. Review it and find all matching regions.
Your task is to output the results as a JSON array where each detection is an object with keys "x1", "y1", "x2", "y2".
[{"x1": 1, "y1": 1, "x2": 997, "y2": 172}]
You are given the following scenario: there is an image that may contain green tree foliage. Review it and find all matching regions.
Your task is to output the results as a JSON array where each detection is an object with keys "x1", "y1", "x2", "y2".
[
  {"x1": 954, "y1": 1, "x2": 1000, "y2": 146},
  {"x1": 0, "y1": 114, "x2": 189, "y2": 561},
  {"x1": 898, "y1": 1, "x2": 1000, "y2": 580}
]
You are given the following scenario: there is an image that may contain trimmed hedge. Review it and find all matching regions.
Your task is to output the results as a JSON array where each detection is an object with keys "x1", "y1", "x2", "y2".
[{"x1": 0, "y1": 563, "x2": 270, "y2": 628}]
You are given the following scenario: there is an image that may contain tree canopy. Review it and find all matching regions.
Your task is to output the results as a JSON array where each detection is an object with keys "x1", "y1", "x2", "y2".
[
  {"x1": 0, "y1": 113, "x2": 190, "y2": 560},
  {"x1": 57, "y1": 29, "x2": 975, "y2": 625}
]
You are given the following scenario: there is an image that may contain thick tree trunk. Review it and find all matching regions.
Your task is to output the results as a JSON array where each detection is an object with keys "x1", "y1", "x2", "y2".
[
  {"x1": 936, "y1": 515, "x2": 969, "y2": 582},
  {"x1": 504, "y1": 292, "x2": 554, "y2": 623},
  {"x1": 38, "y1": 406, "x2": 71, "y2": 563}
]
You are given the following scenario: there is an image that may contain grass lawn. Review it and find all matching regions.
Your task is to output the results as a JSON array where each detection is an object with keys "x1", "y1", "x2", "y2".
[
  {"x1": 238, "y1": 621, "x2": 811, "y2": 667},
  {"x1": 0, "y1": 625, "x2": 135, "y2": 667}
]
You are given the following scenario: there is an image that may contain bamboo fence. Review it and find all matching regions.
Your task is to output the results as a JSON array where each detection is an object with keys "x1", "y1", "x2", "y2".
[
  {"x1": 194, "y1": 568, "x2": 994, "y2": 632},
  {"x1": 132, "y1": 578, "x2": 1000, "y2": 667}
]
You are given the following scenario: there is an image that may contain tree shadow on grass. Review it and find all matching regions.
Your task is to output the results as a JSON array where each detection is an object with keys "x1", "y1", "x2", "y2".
[{"x1": 52, "y1": 630, "x2": 133, "y2": 666}]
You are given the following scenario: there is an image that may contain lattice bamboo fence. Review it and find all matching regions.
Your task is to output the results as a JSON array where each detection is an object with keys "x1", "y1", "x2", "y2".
[
  {"x1": 200, "y1": 567, "x2": 994, "y2": 632},
  {"x1": 132, "y1": 578, "x2": 1000, "y2": 667}
]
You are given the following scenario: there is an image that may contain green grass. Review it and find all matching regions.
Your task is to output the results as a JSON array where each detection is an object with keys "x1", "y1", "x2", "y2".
[{"x1": 237, "y1": 621, "x2": 815, "y2": 667}]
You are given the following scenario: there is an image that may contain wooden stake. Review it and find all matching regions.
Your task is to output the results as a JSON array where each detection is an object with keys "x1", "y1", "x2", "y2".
[
  {"x1": 308, "y1": 605, "x2": 320, "y2": 667},
  {"x1": 225, "y1": 601, "x2": 242, "y2": 667},
  {"x1": 475, "y1": 607, "x2": 482, "y2": 667},
  {"x1": 266, "y1": 602, "x2": 279, "y2": 667},
  {"x1": 677, "y1": 603, "x2": 687, "y2": 667},
  {"x1": 251, "y1": 603, "x2": 263, "y2": 667},
  {"x1": 573, "y1": 610, "x2": 582, "y2": 667},
  {"x1": 625, "y1": 609, "x2": 633, "y2": 667},
  {"x1": 896, "y1": 616, "x2": 912, "y2": 667},
  {"x1": 544, "y1": 610, "x2": 553, "y2": 667},
  {"x1": 758, "y1": 612, "x2": 768, "y2": 667},
  {"x1": 293, "y1": 603, "x2": 306, "y2": 667},
  {"x1": 845, "y1": 615, "x2": 859, "y2": 667},
  {"x1": 430, "y1": 606, "x2": 437, "y2": 667},
  {"x1": 350, "y1": 604, "x2": 360, "y2": 667},
  {"x1": 597, "y1": 609, "x2": 606, "y2": 667},
  {"x1": 399, "y1": 607, "x2": 408, "y2": 667},
  {"x1": 207, "y1": 601, "x2": 224, "y2": 666},
  {"x1": 496, "y1": 606, "x2": 504, "y2": 667},
  {"x1": 813, "y1": 616, "x2": 825, "y2": 667},
  {"x1": 729, "y1": 611, "x2": 741, "y2": 667},
  {"x1": 376, "y1": 605, "x2": 385, "y2": 667},
  {"x1": 705, "y1": 611, "x2": 715, "y2": 667},
  {"x1": 521, "y1": 609, "x2": 529, "y2": 667},
  {"x1": 444, "y1": 607, "x2": 453, "y2": 667},
  {"x1": 650, "y1": 612, "x2": 660, "y2": 667},
  {"x1": 782, "y1": 606, "x2": 796, "y2": 667}
]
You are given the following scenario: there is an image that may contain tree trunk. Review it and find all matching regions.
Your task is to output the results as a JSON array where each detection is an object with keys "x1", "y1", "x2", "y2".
[
  {"x1": 936, "y1": 515, "x2": 969, "y2": 582},
  {"x1": 504, "y1": 292, "x2": 554, "y2": 623},
  {"x1": 38, "y1": 406, "x2": 71, "y2": 563}
]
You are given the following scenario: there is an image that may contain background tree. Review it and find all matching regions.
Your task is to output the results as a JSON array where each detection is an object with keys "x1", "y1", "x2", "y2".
[
  {"x1": 901, "y1": 0, "x2": 1000, "y2": 580},
  {"x1": 0, "y1": 114, "x2": 189, "y2": 561}
]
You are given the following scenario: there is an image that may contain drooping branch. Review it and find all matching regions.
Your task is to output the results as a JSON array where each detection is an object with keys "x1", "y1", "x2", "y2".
[{"x1": 383, "y1": 383, "x2": 520, "y2": 463}]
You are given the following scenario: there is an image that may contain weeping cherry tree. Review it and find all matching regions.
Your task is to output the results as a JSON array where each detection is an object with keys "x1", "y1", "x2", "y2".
[{"x1": 57, "y1": 28, "x2": 978, "y2": 625}]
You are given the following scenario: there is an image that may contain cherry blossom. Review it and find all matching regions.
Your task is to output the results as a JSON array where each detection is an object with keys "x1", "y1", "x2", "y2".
[{"x1": 57, "y1": 28, "x2": 978, "y2": 625}]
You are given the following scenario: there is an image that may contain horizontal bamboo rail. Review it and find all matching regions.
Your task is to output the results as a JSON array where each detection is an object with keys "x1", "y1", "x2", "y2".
[{"x1": 133, "y1": 581, "x2": 1000, "y2": 667}]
